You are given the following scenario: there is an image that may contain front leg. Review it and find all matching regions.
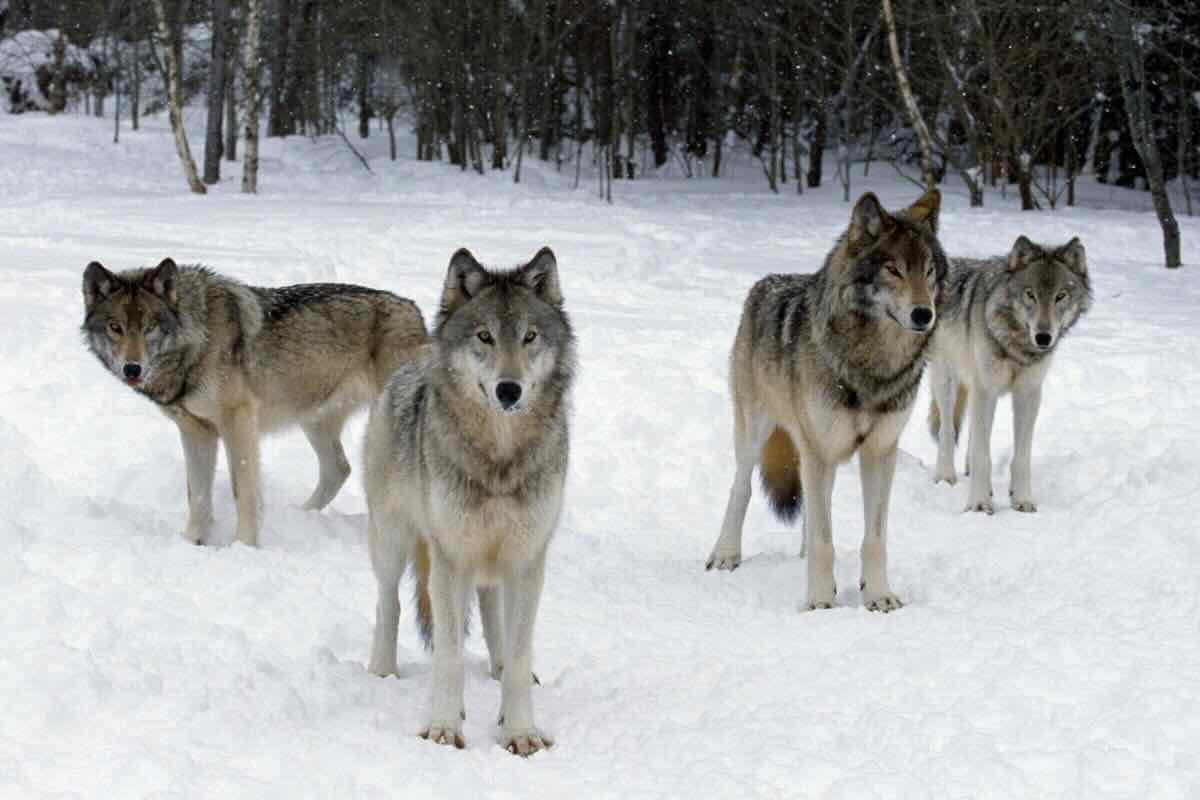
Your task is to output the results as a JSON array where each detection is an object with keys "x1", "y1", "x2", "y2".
[
  {"x1": 499, "y1": 551, "x2": 552, "y2": 756},
  {"x1": 799, "y1": 444, "x2": 837, "y2": 610},
  {"x1": 174, "y1": 411, "x2": 218, "y2": 545},
  {"x1": 221, "y1": 402, "x2": 262, "y2": 546},
  {"x1": 1010, "y1": 384, "x2": 1042, "y2": 512},
  {"x1": 859, "y1": 442, "x2": 902, "y2": 612},
  {"x1": 422, "y1": 544, "x2": 471, "y2": 749},
  {"x1": 965, "y1": 388, "x2": 998, "y2": 514}
]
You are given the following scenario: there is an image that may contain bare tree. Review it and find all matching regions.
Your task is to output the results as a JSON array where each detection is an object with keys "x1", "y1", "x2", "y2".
[
  {"x1": 204, "y1": 0, "x2": 232, "y2": 183},
  {"x1": 150, "y1": 0, "x2": 207, "y2": 194},
  {"x1": 881, "y1": 0, "x2": 935, "y2": 191},
  {"x1": 241, "y1": 0, "x2": 263, "y2": 193}
]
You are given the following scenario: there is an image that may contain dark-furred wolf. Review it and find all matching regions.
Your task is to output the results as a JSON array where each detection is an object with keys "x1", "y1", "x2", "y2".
[
  {"x1": 928, "y1": 236, "x2": 1092, "y2": 513},
  {"x1": 364, "y1": 247, "x2": 575, "y2": 756},
  {"x1": 706, "y1": 190, "x2": 946, "y2": 612},
  {"x1": 81, "y1": 258, "x2": 426, "y2": 546}
]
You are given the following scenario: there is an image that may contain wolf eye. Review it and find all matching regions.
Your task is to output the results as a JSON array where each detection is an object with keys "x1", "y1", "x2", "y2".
[
  {"x1": 1024, "y1": 289, "x2": 1036, "y2": 301},
  {"x1": 476, "y1": 330, "x2": 494, "y2": 345},
  {"x1": 885, "y1": 263, "x2": 903, "y2": 278},
  {"x1": 108, "y1": 321, "x2": 124, "y2": 335},
  {"x1": 523, "y1": 330, "x2": 538, "y2": 345},
  {"x1": 1055, "y1": 292, "x2": 1068, "y2": 303}
]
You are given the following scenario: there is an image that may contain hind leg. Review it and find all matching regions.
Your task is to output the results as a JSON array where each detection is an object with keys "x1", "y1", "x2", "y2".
[
  {"x1": 706, "y1": 404, "x2": 771, "y2": 571},
  {"x1": 931, "y1": 362, "x2": 960, "y2": 485},
  {"x1": 368, "y1": 511, "x2": 409, "y2": 677},
  {"x1": 965, "y1": 389, "x2": 998, "y2": 513},
  {"x1": 1010, "y1": 384, "x2": 1042, "y2": 512},
  {"x1": 301, "y1": 414, "x2": 351, "y2": 511},
  {"x1": 478, "y1": 586, "x2": 505, "y2": 679}
]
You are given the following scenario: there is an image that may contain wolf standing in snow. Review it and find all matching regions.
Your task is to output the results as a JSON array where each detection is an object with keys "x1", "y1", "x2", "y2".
[
  {"x1": 364, "y1": 247, "x2": 575, "y2": 756},
  {"x1": 81, "y1": 258, "x2": 426, "y2": 546},
  {"x1": 928, "y1": 236, "x2": 1092, "y2": 513},
  {"x1": 706, "y1": 190, "x2": 946, "y2": 612}
]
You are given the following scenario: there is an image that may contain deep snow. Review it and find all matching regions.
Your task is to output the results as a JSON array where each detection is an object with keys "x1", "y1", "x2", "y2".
[{"x1": 1, "y1": 111, "x2": 1198, "y2": 799}]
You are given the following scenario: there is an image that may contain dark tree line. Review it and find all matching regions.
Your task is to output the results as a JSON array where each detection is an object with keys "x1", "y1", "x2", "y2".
[{"x1": 1, "y1": 0, "x2": 1195, "y2": 265}]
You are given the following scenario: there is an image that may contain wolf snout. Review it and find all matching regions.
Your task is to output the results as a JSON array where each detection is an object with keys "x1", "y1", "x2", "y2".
[
  {"x1": 910, "y1": 306, "x2": 934, "y2": 330},
  {"x1": 495, "y1": 381, "x2": 523, "y2": 410},
  {"x1": 1034, "y1": 332, "x2": 1053, "y2": 349},
  {"x1": 123, "y1": 362, "x2": 143, "y2": 382}
]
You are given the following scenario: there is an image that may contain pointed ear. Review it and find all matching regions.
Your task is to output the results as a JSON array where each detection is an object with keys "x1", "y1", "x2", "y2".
[
  {"x1": 1057, "y1": 237, "x2": 1087, "y2": 278},
  {"x1": 519, "y1": 246, "x2": 562, "y2": 305},
  {"x1": 847, "y1": 193, "x2": 889, "y2": 252},
  {"x1": 440, "y1": 248, "x2": 490, "y2": 318},
  {"x1": 144, "y1": 258, "x2": 179, "y2": 306},
  {"x1": 1007, "y1": 236, "x2": 1042, "y2": 271},
  {"x1": 905, "y1": 189, "x2": 941, "y2": 233},
  {"x1": 82, "y1": 261, "x2": 117, "y2": 310}
]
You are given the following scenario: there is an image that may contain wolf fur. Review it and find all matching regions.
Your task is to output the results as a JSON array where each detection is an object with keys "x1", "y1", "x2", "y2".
[
  {"x1": 928, "y1": 236, "x2": 1092, "y2": 513},
  {"x1": 81, "y1": 258, "x2": 426, "y2": 546},
  {"x1": 705, "y1": 190, "x2": 947, "y2": 613},
  {"x1": 363, "y1": 247, "x2": 575, "y2": 756}
]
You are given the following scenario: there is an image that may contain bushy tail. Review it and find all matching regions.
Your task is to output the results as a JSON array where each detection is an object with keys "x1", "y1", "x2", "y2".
[
  {"x1": 413, "y1": 536, "x2": 434, "y2": 649},
  {"x1": 760, "y1": 427, "x2": 803, "y2": 523},
  {"x1": 928, "y1": 384, "x2": 968, "y2": 443}
]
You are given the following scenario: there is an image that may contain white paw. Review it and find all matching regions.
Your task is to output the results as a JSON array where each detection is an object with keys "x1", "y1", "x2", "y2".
[
  {"x1": 803, "y1": 581, "x2": 837, "y2": 611},
  {"x1": 420, "y1": 720, "x2": 465, "y2": 749},
  {"x1": 965, "y1": 497, "x2": 994, "y2": 514},
  {"x1": 705, "y1": 547, "x2": 741, "y2": 571},
  {"x1": 1012, "y1": 498, "x2": 1038, "y2": 513},
  {"x1": 501, "y1": 728, "x2": 553, "y2": 757},
  {"x1": 933, "y1": 465, "x2": 958, "y2": 485},
  {"x1": 863, "y1": 591, "x2": 903, "y2": 612},
  {"x1": 367, "y1": 657, "x2": 398, "y2": 678}
]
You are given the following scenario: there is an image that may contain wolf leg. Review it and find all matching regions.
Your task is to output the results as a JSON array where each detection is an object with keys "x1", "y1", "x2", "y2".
[
  {"x1": 478, "y1": 586, "x2": 505, "y2": 679},
  {"x1": 965, "y1": 389, "x2": 998, "y2": 514},
  {"x1": 931, "y1": 362, "x2": 959, "y2": 485},
  {"x1": 1010, "y1": 384, "x2": 1042, "y2": 512},
  {"x1": 859, "y1": 443, "x2": 902, "y2": 612},
  {"x1": 800, "y1": 446, "x2": 837, "y2": 610},
  {"x1": 301, "y1": 414, "x2": 351, "y2": 510},
  {"x1": 421, "y1": 544, "x2": 470, "y2": 749},
  {"x1": 221, "y1": 403, "x2": 263, "y2": 545},
  {"x1": 499, "y1": 551, "x2": 552, "y2": 756},
  {"x1": 367, "y1": 513, "x2": 408, "y2": 677},
  {"x1": 706, "y1": 407, "x2": 771, "y2": 571},
  {"x1": 175, "y1": 412, "x2": 218, "y2": 545}
]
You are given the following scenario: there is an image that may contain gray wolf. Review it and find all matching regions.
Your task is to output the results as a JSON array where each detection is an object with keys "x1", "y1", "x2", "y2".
[
  {"x1": 363, "y1": 247, "x2": 575, "y2": 756},
  {"x1": 705, "y1": 190, "x2": 946, "y2": 613},
  {"x1": 928, "y1": 236, "x2": 1091, "y2": 513},
  {"x1": 81, "y1": 258, "x2": 426, "y2": 546}
]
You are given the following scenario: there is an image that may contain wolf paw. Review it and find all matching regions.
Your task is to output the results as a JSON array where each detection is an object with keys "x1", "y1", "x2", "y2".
[
  {"x1": 1012, "y1": 498, "x2": 1037, "y2": 513},
  {"x1": 965, "y1": 498, "x2": 994, "y2": 514},
  {"x1": 705, "y1": 548, "x2": 741, "y2": 571},
  {"x1": 367, "y1": 657, "x2": 398, "y2": 678},
  {"x1": 864, "y1": 593, "x2": 904, "y2": 613},
  {"x1": 420, "y1": 721, "x2": 465, "y2": 749},
  {"x1": 933, "y1": 471, "x2": 958, "y2": 486},
  {"x1": 502, "y1": 729, "x2": 553, "y2": 757}
]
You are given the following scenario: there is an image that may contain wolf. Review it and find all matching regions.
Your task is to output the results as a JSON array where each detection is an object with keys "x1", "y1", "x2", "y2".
[
  {"x1": 363, "y1": 247, "x2": 575, "y2": 756},
  {"x1": 705, "y1": 190, "x2": 946, "y2": 613},
  {"x1": 81, "y1": 258, "x2": 426, "y2": 546},
  {"x1": 928, "y1": 236, "x2": 1091, "y2": 513}
]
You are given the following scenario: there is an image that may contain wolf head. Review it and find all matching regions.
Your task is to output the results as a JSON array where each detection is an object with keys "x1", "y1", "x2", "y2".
[
  {"x1": 836, "y1": 189, "x2": 945, "y2": 333},
  {"x1": 434, "y1": 247, "x2": 575, "y2": 416},
  {"x1": 998, "y1": 236, "x2": 1091, "y2": 353},
  {"x1": 81, "y1": 258, "x2": 182, "y2": 390}
]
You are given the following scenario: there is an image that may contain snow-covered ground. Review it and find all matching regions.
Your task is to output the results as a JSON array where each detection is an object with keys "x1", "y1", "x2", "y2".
[{"x1": 1, "y1": 111, "x2": 1198, "y2": 799}]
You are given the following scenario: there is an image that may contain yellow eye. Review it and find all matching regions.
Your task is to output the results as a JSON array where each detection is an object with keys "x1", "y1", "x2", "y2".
[
  {"x1": 108, "y1": 321, "x2": 123, "y2": 335},
  {"x1": 1055, "y1": 292, "x2": 1067, "y2": 303},
  {"x1": 1024, "y1": 289, "x2": 1036, "y2": 301},
  {"x1": 477, "y1": 330, "x2": 494, "y2": 345},
  {"x1": 886, "y1": 263, "x2": 903, "y2": 278},
  {"x1": 523, "y1": 330, "x2": 538, "y2": 345}
]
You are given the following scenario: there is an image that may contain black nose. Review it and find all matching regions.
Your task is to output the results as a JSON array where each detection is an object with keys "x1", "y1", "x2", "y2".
[
  {"x1": 1035, "y1": 332, "x2": 1053, "y2": 348},
  {"x1": 495, "y1": 381, "x2": 522, "y2": 409},
  {"x1": 910, "y1": 306, "x2": 934, "y2": 327},
  {"x1": 123, "y1": 363, "x2": 142, "y2": 379}
]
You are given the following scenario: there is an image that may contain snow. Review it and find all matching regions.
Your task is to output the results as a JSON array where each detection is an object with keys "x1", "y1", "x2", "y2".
[{"x1": 1, "y1": 110, "x2": 1199, "y2": 798}]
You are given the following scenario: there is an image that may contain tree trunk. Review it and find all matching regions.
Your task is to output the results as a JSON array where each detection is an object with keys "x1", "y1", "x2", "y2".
[
  {"x1": 241, "y1": 0, "x2": 264, "y2": 193},
  {"x1": 807, "y1": 109, "x2": 825, "y2": 188},
  {"x1": 881, "y1": 0, "x2": 935, "y2": 191},
  {"x1": 131, "y1": 26, "x2": 141, "y2": 130},
  {"x1": 386, "y1": 114, "x2": 396, "y2": 161},
  {"x1": 357, "y1": 52, "x2": 371, "y2": 138},
  {"x1": 151, "y1": 0, "x2": 207, "y2": 194},
  {"x1": 268, "y1": 0, "x2": 292, "y2": 136},
  {"x1": 225, "y1": 48, "x2": 238, "y2": 161},
  {"x1": 1017, "y1": 152, "x2": 1034, "y2": 210},
  {"x1": 204, "y1": 0, "x2": 230, "y2": 184}
]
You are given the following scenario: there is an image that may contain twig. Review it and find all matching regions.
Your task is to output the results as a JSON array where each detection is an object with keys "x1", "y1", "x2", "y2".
[{"x1": 337, "y1": 126, "x2": 373, "y2": 173}]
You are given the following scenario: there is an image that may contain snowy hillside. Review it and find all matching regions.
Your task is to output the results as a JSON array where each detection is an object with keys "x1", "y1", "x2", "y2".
[{"x1": 1, "y1": 111, "x2": 1198, "y2": 798}]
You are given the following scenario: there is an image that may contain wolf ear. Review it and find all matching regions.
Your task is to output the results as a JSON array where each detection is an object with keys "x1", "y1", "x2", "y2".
[
  {"x1": 905, "y1": 189, "x2": 941, "y2": 233},
  {"x1": 1007, "y1": 236, "x2": 1042, "y2": 271},
  {"x1": 847, "y1": 193, "x2": 889, "y2": 252},
  {"x1": 144, "y1": 258, "x2": 179, "y2": 306},
  {"x1": 83, "y1": 261, "x2": 118, "y2": 310},
  {"x1": 1057, "y1": 237, "x2": 1087, "y2": 278},
  {"x1": 440, "y1": 248, "x2": 490, "y2": 317},
  {"x1": 519, "y1": 247, "x2": 562, "y2": 305}
]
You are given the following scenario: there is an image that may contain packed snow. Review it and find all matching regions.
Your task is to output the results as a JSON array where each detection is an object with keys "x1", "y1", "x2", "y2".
[{"x1": 1, "y1": 111, "x2": 1198, "y2": 798}]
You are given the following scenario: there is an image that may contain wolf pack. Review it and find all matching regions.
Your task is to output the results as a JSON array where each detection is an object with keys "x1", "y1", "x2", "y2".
[{"x1": 80, "y1": 188, "x2": 1092, "y2": 756}]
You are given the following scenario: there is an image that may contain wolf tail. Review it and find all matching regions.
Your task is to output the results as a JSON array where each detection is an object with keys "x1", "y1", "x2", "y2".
[
  {"x1": 413, "y1": 535, "x2": 434, "y2": 649},
  {"x1": 760, "y1": 427, "x2": 803, "y2": 523},
  {"x1": 928, "y1": 384, "x2": 968, "y2": 443}
]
